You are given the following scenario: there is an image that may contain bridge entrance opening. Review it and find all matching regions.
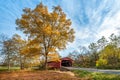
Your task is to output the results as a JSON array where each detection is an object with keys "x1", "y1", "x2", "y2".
[{"x1": 61, "y1": 60, "x2": 72, "y2": 67}]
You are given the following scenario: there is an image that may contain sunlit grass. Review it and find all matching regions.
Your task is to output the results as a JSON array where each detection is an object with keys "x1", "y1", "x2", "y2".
[{"x1": 0, "y1": 66, "x2": 20, "y2": 71}]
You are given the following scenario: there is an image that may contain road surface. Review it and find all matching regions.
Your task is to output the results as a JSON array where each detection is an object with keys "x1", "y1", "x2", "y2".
[{"x1": 64, "y1": 67, "x2": 120, "y2": 75}]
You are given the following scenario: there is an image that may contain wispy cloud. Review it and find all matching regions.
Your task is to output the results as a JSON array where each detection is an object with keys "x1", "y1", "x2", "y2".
[
  {"x1": 0, "y1": 0, "x2": 120, "y2": 56},
  {"x1": 58, "y1": 0, "x2": 120, "y2": 56}
]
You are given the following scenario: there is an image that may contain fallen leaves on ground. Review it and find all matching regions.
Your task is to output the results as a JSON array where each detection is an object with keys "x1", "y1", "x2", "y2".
[{"x1": 0, "y1": 70, "x2": 81, "y2": 80}]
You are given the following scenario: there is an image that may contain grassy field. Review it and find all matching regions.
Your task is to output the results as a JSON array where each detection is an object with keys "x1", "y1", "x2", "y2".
[
  {"x1": 0, "y1": 66, "x2": 20, "y2": 71},
  {"x1": 72, "y1": 70, "x2": 120, "y2": 80}
]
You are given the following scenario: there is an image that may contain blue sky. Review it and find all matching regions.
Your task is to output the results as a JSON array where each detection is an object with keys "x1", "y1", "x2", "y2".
[{"x1": 0, "y1": 0, "x2": 120, "y2": 57}]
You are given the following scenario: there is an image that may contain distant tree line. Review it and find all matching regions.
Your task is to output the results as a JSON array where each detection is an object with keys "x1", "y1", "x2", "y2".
[
  {"x1": 68, "y1": 33, "x2": 120, "y2": 69},
  {"x1": 0, "y1": 34, "x2": 41, "y2": 70}
]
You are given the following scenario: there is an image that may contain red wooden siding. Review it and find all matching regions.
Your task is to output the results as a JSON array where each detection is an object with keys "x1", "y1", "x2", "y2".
[
  {"x1": 47, "y1": 61, "x2": 61, "y2": 69},
  {"x1": 47, "y1": 57, "x2": 73, "y2": 69}
]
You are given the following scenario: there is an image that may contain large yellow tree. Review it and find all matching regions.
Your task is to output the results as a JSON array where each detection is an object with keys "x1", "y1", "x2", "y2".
[{"x1": 16, "y1": 3, "x2": 75, "y2": 69}]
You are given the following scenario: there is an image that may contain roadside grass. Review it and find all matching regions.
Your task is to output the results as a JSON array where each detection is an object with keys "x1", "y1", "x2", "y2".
[{"x1": 72, "y1": 70, "x2": 120, "y2": 80}]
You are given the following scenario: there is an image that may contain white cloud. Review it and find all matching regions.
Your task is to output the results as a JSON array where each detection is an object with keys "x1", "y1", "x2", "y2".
[
  {"x1": 60, "y1": 0, "x2": 120, "y2": 57},
  {"x1": 96, "y1": 11, "x2": 120, "y2": 39}
]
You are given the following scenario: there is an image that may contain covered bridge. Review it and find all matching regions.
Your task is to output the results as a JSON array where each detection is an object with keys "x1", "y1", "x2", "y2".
[{"x1": 47, "y1": 57, "x2": 73, "y2": 69}]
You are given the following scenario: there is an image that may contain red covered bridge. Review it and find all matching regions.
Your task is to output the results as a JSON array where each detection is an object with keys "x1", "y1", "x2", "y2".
[{"x1": 47, "y1": 57, "x2": 73, "y2": 69}]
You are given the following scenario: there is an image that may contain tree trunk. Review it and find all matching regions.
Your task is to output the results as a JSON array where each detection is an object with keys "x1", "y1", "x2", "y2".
[
  {"x1": 7, "y1": 52, "x2": 10, "y2": 71},
  {"x1": 8, "y1": 58, "x2": 10, "y2": 71},
  {"x1": 20, "y1": 55, "x2": 24, "y2": 70},
  {"x1": 44, "y1": 54, "x2": 48, "y2": 70}
]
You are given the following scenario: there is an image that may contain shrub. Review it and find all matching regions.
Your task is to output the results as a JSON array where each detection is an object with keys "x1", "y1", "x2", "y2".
[{"x1": 96, "y1": 59, "x2": 107, "y2": 68}]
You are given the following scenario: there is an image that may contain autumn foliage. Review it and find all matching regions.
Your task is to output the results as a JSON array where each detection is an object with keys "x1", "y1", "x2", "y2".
[{"x1": 16, "y1": 3, "x2": 75, "y2": 69}]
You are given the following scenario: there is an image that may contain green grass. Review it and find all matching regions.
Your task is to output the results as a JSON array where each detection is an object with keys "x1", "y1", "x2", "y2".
[
  {"x1": 0, "y1": 66, "x2": 20, "y2": 71},
  {"x1": 72, "y1": 70, "x2": 120, "y2": 80}
]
